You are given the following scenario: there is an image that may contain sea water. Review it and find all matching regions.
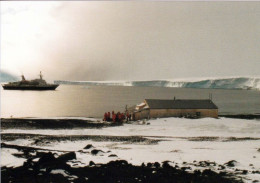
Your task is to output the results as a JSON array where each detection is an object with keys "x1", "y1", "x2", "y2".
[{"x1": 1, "y1": 85, "x2": 260, "y2": 118}]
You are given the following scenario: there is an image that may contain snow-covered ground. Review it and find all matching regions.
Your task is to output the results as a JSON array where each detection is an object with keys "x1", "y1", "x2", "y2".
[{"x1": 1, "y1": 117, "x2": 260, "y2": 181}]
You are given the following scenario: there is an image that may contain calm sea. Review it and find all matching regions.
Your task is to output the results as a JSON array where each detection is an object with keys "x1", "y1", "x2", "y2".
[{"x1": 1, "y1": 85, "x2": 260, "y2": 118}]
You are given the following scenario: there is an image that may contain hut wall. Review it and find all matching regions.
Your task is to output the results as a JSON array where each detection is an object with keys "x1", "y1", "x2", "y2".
[
  {"x1": 134, "y1": 109, "x2": 150, "y2": 120},
  {"x1": 134, "y1": 109, "x2": 218, "y2": 120},
  {"x1": 149, "y1": 109, "x2": 218, "y2": 118}
]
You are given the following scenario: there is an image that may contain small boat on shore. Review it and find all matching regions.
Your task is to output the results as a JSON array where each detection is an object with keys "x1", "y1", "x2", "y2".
[{"x1": 2, "y1": 72, "x2": 59, "y2": 90}]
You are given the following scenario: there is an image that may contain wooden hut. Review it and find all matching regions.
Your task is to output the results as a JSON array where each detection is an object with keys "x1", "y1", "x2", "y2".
[{"x1": 129, "y1": 99, "x2": 218, "y2": 120}]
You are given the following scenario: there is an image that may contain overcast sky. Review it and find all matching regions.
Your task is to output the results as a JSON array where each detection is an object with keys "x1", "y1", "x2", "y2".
[{"x1": 1, "y1": 1, "x2": 260, "y2": 81}]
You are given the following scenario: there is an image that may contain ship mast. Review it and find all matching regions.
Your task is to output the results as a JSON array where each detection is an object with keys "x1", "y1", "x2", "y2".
[
  {"x1": 39, "y1": 71, "x2": 43, "y2": 80},
  {"x1": 21, "y1": 75, "x2": 26, "y2": 81}
]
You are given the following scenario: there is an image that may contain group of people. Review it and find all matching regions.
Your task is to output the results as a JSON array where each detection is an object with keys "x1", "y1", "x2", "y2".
[{"x1": 103, "y1": 111, "x2": 131, "y2": 122}]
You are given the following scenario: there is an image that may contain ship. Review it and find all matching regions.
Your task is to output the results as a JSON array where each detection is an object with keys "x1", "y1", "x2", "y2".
[{"x1": 2, "y1": 72, "x2": 59, "y2": 90}]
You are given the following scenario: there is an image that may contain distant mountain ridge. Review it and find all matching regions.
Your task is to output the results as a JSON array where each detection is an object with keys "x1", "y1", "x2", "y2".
[
  {"x1": 0, "y1": 71, "x2": 19, "y2": 82},
  {"x1": 54, "y1": 77, "x2": 260, "y2": 90}
]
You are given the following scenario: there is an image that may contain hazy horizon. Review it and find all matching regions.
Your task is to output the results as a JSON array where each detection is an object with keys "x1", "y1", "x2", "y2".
[{"x1": 1, "y1": 1, "x2": 260, "y2": 81}]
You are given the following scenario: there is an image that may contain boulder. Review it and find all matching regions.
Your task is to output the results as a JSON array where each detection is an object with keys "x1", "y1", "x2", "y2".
[
  {"x1": 224, "y1": 160, "x2": 238, "y2": 167},
  {"x1": 38, "y1": 152, "x2": 56, "y2": 164},
  {"x1": 57, "y1": 152, "x2": 76, "y2": 162},
  {"x1": 84, "y1": 144, "x2": 94, "y2": 149},
  {"x1": 91, "y1": 149, "x2": 104, "y2": 155},
  {"x1": 108, "y1": 154, "x2": 118, "y2": 157}
]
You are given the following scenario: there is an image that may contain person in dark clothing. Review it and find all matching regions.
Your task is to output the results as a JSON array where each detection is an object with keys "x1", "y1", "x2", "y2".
[
  {"x1": 107, "y1": 112, "x2": 111, "y2": 121},
  {"x1": 126, "y1": 112, "x2": 130, "y2": 121},
  {"x1": 115, "y1": 112, "x2": 119, "y2": 122}
]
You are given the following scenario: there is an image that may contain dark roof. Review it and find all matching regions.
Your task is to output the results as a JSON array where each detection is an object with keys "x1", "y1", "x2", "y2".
[{"x1": 145, "y1": 99, "x2": 218, "y2": 109}]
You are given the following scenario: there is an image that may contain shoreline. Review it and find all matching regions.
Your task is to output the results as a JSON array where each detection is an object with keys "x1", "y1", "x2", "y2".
[
  {"x1": 1, "y1": 118, "x2": 122, "y2": 129},
  {"x1": 218, "y1": 114, "x2": 260, "y2": 119},
  {"x1": 1, "y1": 115, "x2": 259, "y2": 130}
]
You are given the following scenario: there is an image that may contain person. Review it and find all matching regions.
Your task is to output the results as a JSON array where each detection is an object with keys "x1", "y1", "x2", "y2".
[
  {"x1": 104, "y1": 112, "x2": 108, "y2": 121},
  {"x1": 116, "y1": 112, "x2": 120, "y2": 122},
  {"x1": 121, "y1": 113, "x2": 125, "y2": 122},
  {"x1": 126, "y1": 112, "x2": 130, "y2": 121},
  {"x1": 107, "y1": 112, "x2": 111, "y2": 121},
  {"x1": 112, "y1": 111, "x2": 116, "y2": 122},
  {"x1": 118, "y1": 112, "x2": 122, "y2": 122}
]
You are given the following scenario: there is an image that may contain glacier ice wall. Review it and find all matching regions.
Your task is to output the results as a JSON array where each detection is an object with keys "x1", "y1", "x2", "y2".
[{"x1": 54, "y1": 77, "x2": 260, "y2": 90}]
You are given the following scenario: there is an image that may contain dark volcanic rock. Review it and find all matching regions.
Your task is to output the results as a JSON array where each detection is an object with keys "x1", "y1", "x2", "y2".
[
  {"x1": 162, "y1": 161, "x2": 172, "y2": 169},
  {"x1": 91, "y1": 149, "x2": 105, "y2": 155},
  {"x1": 89, "y1": 161, "x2": 96, "y2": 166},
  {"x1": 147, "y1": 162, "x2": 152, "y2": 168},
  {"x1": 57, "y1": 152, "x2": 76, "y2": 162},
  {"x1": 2, "y1": 158, "x2": 243, "y2": 183},
  {"x1": 38, "y1": 152, "x2": 56, "y2": 165},
  {"x1": 242, "y1": 170, "x2": 248, "y2": 174},
  {"x1": 153, "y1": 162, "x2": 160, "y2": 169},
  {"x1": 108, "y1": 154, "x2": 118, "y2": 157},
  {"x1": 225, "y1": 160, "x2": 237, "y2": 167},
  {"x1": 84, "y1": 144, "x2": 94, "y2": 149}
]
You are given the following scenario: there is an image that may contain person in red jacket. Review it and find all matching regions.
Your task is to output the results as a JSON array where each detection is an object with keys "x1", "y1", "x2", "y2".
[
  {"x1": 121, "y1": 113, "x2": 125, "y2": 122},
  {"x1": 112, "y1": 111, "x2": 116, "y2": 122},
  {"x1": 104, "y1": 112, "x2": 108, "y2": 121}
]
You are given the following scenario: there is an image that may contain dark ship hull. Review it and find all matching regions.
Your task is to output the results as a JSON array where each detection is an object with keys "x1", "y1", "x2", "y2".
[{"x1": 2, "y1": 84, "x2": 59, "y2": 90}]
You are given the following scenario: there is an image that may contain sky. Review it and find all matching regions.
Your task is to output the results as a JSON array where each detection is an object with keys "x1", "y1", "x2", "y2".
[{"x1": 1, "y1": 1, "x2": 260, "y2": 81}]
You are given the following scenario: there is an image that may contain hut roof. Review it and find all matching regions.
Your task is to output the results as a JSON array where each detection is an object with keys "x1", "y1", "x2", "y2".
[{"x1": 145, "y1": 99, "x2": 218, "y2": 109}]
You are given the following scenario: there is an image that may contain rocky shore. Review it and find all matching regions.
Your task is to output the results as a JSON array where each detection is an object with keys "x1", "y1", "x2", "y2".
[
  {"x1": 1, "y1": 117, "x2": 260, "y2": 182},
  {"x1": 2, "y1": 143, "x2": 243, "y2": 183},
  {"x1": 1, "y1": 118, "x2": 122, "y2": 129}
]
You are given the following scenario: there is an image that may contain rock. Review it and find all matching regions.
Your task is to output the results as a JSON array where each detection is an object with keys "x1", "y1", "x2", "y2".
[
  {"x1": 181, "y1": 167, "x2": 187, "y2": 171},
  {"x1": 91, "y1": 149, "x2": 104, "y2": 155},
  {"x1": 252, "y1": 170, "x2": 260, "y2": 174},
  {"x1": 108, "y1": 154, "x2": 118, "y2": 157},
  {"x1": 89, "y1": 161, "x2": 95, "y2": 166},
  {"x1": 107, "y1": 160, "x2": 129, "y2": 168},
  {"x1": 162, "y1": 161, "x2": 171, "y2": 169},
  {"x1": 194, "y1": 170, "x2": 201, "y2": 175},
  {"x1": 146, "y1": 162, "x2": 152, "y2": 168},
  {"x1": 36, "y1": 151, "x2": 48, "y2": 157},
  {"x1": 224, "y1": 160, "x2": 237, "y2": 167},
  {"x1": 57, "y1": 152, "x2": 76, "y2": 162},
  {"x1": 202, "y1": 169, "x2": 216, "y2": 176},
  {"x1": 38, "y1": 152, "x2": 56, "y2": 164},
  {"x1": 84, "y1": 144, "x2": 94, "y2": 149},
  {"x1": 153, "y1": 162, "x2": 160, "y2": 169},
  {"x1": 242, "y1": 170, "x2": 248, "y2": 174},
  {"x1": 218, "y1": 165, "x2": 225, "y2": 170},
  {"x1": 257, "y1": 148, "x2": 260, "y2": 152}
]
